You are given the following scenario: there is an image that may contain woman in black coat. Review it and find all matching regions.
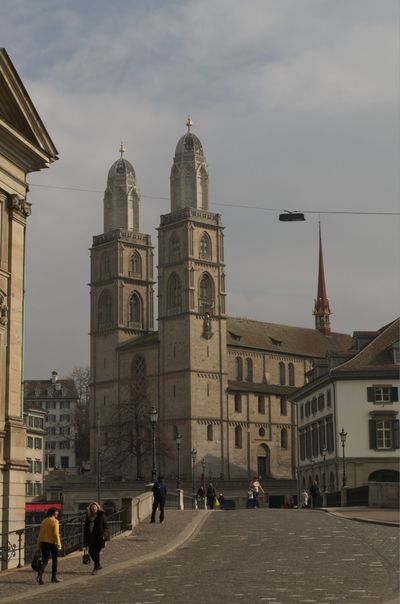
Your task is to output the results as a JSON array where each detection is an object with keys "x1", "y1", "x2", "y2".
[{"x1": 83, "y1": 502, "x2": 109, "y2": 575}]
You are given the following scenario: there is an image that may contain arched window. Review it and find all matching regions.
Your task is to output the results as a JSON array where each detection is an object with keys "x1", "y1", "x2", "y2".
[
  {"x1": 169, "y1": 234, "x2": 180, "y2": 261},
  {"x1": 288, "y1": 363, "x2": 295, "y2": 386},
  {"x1": 100, "y1": 252, "x2": 110, "y2": 275},
  {"x1": 131, "y1": 356, "x2": 146, "y2": 387},
  {"x1": 235, "y1": 357, "x2": 243, "y2": 381},
  {"x1": 234, "y1": 394, "x2": 242, "y2": 413},
  {"x1": 167, "y1": 273, "x2": 182, "y2": 311},
  {"x1": 98, "y1": 290, "x2": 112, "y2": 327},
  {"x1": 128, "y1": 292, "x2": 142, "y2": 326},
  {"x1": 129, "y1": 252, "x2": 142, "y2": 275},
  {"x1": 280, "y1": 397, "x2": 287, "y2": 416},
  {"x1": 199, "y1": 232, "x2": 212, "y2": 259},
  {"x1": 235, "y1": 425, "x2": 242, "y2": 448},
  {"x1": 281, "y1": 428, "x2": 288, "y2": 449},
  {"x1": 246, "y1": 358, "x2": 253, "y2": 382},
  {"x1": 199, "y1": 273, "x2": 213, "y2": 312},
  {"x1": 279, "y1": 362, "x2": 286, "y2": 385},
  {"x1": 207, "y1": 424, "x2": 213, "y2": 441}
]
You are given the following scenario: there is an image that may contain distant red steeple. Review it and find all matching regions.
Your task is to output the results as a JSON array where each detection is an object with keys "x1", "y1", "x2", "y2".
[{"x1": 313, "y1": 222, "x2": 332, "y2": 335}]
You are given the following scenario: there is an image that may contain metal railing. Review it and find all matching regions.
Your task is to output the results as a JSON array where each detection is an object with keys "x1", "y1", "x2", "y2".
[{"x1": 0, "y1": 510, "x2": 125, "y2": 571}]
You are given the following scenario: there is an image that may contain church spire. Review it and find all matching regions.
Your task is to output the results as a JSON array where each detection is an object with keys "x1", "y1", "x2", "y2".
[{"x1": 313, "y1": 222, "x2": 332, "y2": 335}]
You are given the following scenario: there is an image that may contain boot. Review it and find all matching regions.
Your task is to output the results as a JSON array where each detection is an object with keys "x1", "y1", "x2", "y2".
[
  {"x1": 51, "y1": 574, "x2": 62, "y2": 583},
  {"x1": 36, "y1": 571, "x2": 44, "y2": 585}
]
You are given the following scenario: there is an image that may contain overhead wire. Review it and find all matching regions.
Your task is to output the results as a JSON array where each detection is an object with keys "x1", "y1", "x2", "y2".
[{"x1": 27, "y1": 182, "x2": 400, "y2": 216}]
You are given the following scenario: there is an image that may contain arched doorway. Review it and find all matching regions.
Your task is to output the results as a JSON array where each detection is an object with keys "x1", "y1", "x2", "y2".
[
  {"x1": 368, "y1": 469, "x2": 399, "y2": 482},
  {"x1": 257, "y1": 444, "x2": 270, "y2": 478}
]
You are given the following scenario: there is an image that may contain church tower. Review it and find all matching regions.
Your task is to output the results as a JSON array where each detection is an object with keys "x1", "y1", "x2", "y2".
[
  {"x1": 313, "y1": 223, "x2": 332, "y2": 335},
  {"x1": 89, "y1": 145, "x2": 154, "y2": 468},
  {"x1": 157, "y1": 119, "x2": 228, "y2": 479}
]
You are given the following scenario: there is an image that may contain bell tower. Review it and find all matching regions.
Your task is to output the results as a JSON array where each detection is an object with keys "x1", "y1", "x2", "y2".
[
  {"x1": 89, "y1": 144, "x2": 154, "y2": 468},
  {"x1": 313, "y1": 222, "x2": 332, "y2": 335},
  {"x1": 158, "y1": 120, "x2": 228, "y2": 479}
]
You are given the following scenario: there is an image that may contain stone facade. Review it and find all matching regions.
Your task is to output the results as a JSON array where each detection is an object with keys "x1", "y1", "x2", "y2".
[
  {"x1": 0, "y1": 48, "x2": 57, "y2": 566},
  {"x1": 89, "y1": 122, "x2": 352, "y2": 488}
]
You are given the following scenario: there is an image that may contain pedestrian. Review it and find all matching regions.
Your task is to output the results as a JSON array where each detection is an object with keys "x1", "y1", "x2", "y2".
[
  {"x1": 309, "y1": 481, "x2": 320, "y2": 509},
  {"x1": 247, "y1": 487, "x2": 254, "y2": 508},
  {"x1": 36, "y1": 507, "x2": 62, "y2": 585},
  {"x1": 151, "y1": 476, "x2": 167, "y2": 523},
  {"x1": 206, "y1": 482, "x2": 216, "y2": 509},
  {"x1": 197, "y1": 485, "x2": 206, "y2": 509},
  {"x1": 300, "y1": 489, "x2": 309, "y2": 509},
  {"x1": 83, "y1": 501, "x2": 109, "y2": 575},
  {"x1": 217, "y1": 493, "x2": 225, "y2": 509},
  {"x1": 249, "y1": 476, "x2": 264, "y2": 508}
]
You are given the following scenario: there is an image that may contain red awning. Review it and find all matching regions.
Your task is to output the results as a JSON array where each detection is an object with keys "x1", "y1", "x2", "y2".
[{"x1": 25, "y1": 503, "x2": 62, "y2": 512}]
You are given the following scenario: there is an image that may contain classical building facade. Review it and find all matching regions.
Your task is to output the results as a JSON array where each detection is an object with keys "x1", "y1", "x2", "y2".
[
  {"x1": 89, "y1": 121, "x2": 351, "y2": 492},
  {"x1": 292, "y1": 319, "x2": 399, "y2": 492},
  {"x1": 0, "y1": 48, "x2": 57, "y2": 556}
]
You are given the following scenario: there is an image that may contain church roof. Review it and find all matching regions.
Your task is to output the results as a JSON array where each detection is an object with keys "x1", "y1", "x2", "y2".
[
  {"x1": 226, "y1": 317, "x2": 352, "y2": 358},
  {"x1": 107, "y1": 157, "x2": 136, "y2": 181},
  {"x1": 174, "y1": 131, "x2": 204, "y2": 157}
]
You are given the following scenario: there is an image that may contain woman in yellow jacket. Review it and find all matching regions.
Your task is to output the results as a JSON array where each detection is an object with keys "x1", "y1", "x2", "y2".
[{"x1": 36, "y1": 507, "x2": 62, "y2": 584}]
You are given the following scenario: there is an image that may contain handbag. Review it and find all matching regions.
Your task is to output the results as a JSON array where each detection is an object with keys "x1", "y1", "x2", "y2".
[
  {"x1": 31, "y1": 551, "x2": 43, "y2": 572},
  {"x1": 82, "y1": 549, "x2": 91, "y2": 565},
  {"x1": 103, "y1": 528, "x2": 111, "y2": 542}
]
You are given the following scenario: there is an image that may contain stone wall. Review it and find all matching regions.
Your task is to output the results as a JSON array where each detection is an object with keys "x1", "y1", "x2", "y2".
[{"x1": 368, "y1": 481, "x2": 399, "y2": 509}]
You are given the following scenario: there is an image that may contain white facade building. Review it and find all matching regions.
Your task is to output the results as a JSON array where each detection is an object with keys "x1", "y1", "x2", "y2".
[
  {"x1": 24, "y1": 406, "x2": 46, "y2": 500},
  {"x1": 292, "y1": 319, "x2": 399, "y2": 491}
]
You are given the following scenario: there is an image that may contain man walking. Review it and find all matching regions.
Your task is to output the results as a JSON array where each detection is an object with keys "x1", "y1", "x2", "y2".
[
  {"x1": 151, "y1": 476, "x2": 167, "y2": 523},
  {"x1": 250, "y1": 476, "x2": 265, "y2": 508}
]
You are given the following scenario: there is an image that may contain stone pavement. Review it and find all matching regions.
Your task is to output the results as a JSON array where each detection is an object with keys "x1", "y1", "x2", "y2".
[
  {"x1": 0, "y1": 508, "x2": 398, "y2": 604},
  {"x1": 323, "y1": 508, "x2": 399, "y2": 528}
]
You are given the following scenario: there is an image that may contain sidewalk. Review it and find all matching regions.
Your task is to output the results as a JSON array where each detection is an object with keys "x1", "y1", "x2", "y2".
[
  {"x1": 322, "y1": 506, "x2": 400, "y2": 527},
  {"x1": 0, "y1": 510, "x2": 209, "y2": 603}
]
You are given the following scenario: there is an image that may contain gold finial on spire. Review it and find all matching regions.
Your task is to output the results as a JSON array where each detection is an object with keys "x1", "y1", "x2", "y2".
[
  {"x1": 186, "y1": 115, "x2": 193, "y2": 132},
  {"x1": 119, "y1": 142, "x2": 126, "y2": 158}
]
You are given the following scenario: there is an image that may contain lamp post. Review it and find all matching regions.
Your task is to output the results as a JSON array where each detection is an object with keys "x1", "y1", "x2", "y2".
[
  {"x1": 191, "y1": 448, "x2": 197, "y2": 508},
  {"x1": 149, "y1": 406, "x2": 158, "y2": 482},
  {"x1": 340, "y1": 428, "x2": 347, "y2": 487},
  {"x1": 321, "y1": 446, "x2": 327, "y2": 492},
  {"x1": 175, "y1": 432, "x2": 182, "y2": 489}
]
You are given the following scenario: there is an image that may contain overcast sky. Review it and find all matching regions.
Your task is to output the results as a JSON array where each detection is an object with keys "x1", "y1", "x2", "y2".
[{"x1": 1, "y1": 0, "x2": 398, "y2": 379}]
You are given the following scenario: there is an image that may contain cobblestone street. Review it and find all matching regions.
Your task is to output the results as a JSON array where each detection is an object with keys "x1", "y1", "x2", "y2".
[{"x1": 1, "y1": 510, "x2": 399, "y2": 604}]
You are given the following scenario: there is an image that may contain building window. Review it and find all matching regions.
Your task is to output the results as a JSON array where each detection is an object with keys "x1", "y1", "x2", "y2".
[
  {"x1": 280, "y1": 397, "x2": 287, "y2": 416},
  {"x1": 246, "y1": 358, "x2": 253, "y2": 382},
  {"x1": 258, "y1": 396, "x2": 265, "y2": 415},
  {"x1": 311, "y1": 423, "x2": 319, "y2": 457},
  {"x1": 281, "y1": 428, "x2": 288, "y2": 449},
  {"x1": 326, "y1": 389, "x2": 332, "y2": 408},
  {"x1": 129, "y1": 251, "x2": 142, "y2": 275},
  {"x1": 199, "y1": 233, "x2": 212, "y2": 259},
  {"x1": 46, "y1": 401, "x2": 57, "y2": 409},
  {"x1": 26, "y1": 481, "x2": 33, "y2": 496},
  {"x1": 326, "y1": 420, "x2": 334, "y2": 452},
  {"x1": 299, "y1": 430, "x2": 305, "y2": 460},
  {"x1": 169, "y1": 234, "x2": 180, "y2": 261},
  {"x1": 129, "y1": 292, "x2": 142, "y2": 326},
  {"x1": 235, "y1": 425, "x2": 242, "y2": 448},
  {"x1": 288, "y1": 363, "x2": 295, "y2": 386},
  {"x1": 60, "y1": 415, "x2": 71, "y2": 422},
  {"x1": 300, "y1": 405, "x2": 304, "y2": 420},
  {"x1": 34, "y1": 438, "x2": 42, "y2": 450},
  {"x1": 234, "y1": 394, "x2": 242, "y2": 413},
  {"x1": 98, "y1": 289, "x2": 113, "y2": 327},
  {"x1": 199, "y1": 273, "x2": 213, "y2": 312},
  {"x1": 100, "y1": 251, "x2": 110, "y2": 275},
  {"x1": 311, "y1": 397, "x2": 318, "y2": 415},
  {"x1": 207, "y1": 424, "x2": 213, "y2": 441},
  {"x1": 167, "y1": 273, "x2": 182, "y2": 311},
  {"x1": 279, "y1": 362, "x2": 286, "y2": 385},
  {"x1": 318, "y1": 422, "x2": 326, "y2": 452},
  {"x1": 132, "y1": 356, "x2": 146, "y2": 387},
  {"x1": 235, "y1": 357, "x2": 243, "y2": 381},
  {"x1": 318, "y1": 394, "x2": 325, "y2": 411},
  {"x1": 367, "y1": 386, "x2": 398, "y2": 404},
  {"x1": 369, "y1": 418, "x2": 399, "y2": 449},
  {"x1": 305, "y1": 430, "x2": 311, "y2": 458},
  {"x1": 59, "y1": 441, "x2": 70, "y2": 449},
  {"x1": 34, "y1": 460, "x2": 42, "y2": 474},
  {"x1": 34, "y1": 482, "x2": 42, "y2": 496},
  {"x1": 305, "y1": 401, "x2": 311, "y2": 417},
  {"x1": 27, "y1": 458, "x2": 33, "y2": 472}
]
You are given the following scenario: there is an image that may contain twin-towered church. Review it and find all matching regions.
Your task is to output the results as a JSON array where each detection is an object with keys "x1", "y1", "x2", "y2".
[{"x1": 89, "y1": 119, "x2": 351, "y2": 487}]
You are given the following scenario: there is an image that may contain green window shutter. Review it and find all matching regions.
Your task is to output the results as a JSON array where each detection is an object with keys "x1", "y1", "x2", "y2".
[
  {"x1": 393, "y1": 420, "x2": 400, "y2": 449},
  {"x1": 367, "y1": 387, "x2": 375, "y2": 402},
  {"x1": 391, "y1": 387, "x2": 399, "y2": 402},
  {"x1": 369, "y1": 420, "x2": 377, "y2": 449}
]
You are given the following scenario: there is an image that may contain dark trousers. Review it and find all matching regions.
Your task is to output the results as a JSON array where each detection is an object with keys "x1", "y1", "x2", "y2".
[
  {"x1": 88, "y1": 543, "x2": 101, "y2": 569},
  {"x1": 40, "y1": 542, "x2": 58, "y2": 576},
  {"x1": 151, "y1": 499, "x2": 165, "y2": 522},
  {"x1": 253, "y1": 492, "x2": 260, "y2": 508},
  {"x1": 207, "y1": 497, "x2": 215, "y2": 509}
]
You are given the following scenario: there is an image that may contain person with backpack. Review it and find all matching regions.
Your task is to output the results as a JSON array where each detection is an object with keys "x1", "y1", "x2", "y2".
[{"x1": 150, "y1": 476, "x2": 167, "y2": 523}]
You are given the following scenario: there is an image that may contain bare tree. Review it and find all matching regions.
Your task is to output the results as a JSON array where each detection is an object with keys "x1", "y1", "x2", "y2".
[{"x1": 67, "y1": 365, "x2": 90, "y2": 464}]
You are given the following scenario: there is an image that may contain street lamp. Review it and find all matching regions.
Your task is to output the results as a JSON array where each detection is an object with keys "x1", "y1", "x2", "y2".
[
  {"x1": 191, "y1": 448, "x2": 197, "y2": 508},
  {"x1": 279, "y1": 211, "x2": 305, "y2": 222},
  {"x1": 339, "y1": 428, "x2": 347, "y2": 487},
  {"x1": 149, "y1": 406, "x2": 158, "y2": 482},
  {"x1": 321, "y1": 446, "x2": 327, "y2": 492},
  {"x1": 175, "y1": 432, "x2": 182, "y2": 489}
]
